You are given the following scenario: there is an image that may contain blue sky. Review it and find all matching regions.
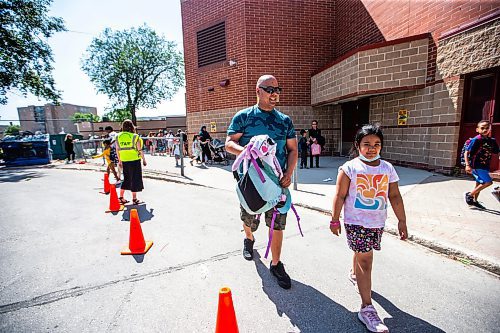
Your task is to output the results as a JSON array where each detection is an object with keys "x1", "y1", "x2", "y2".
[{"x1": 0, "y1": 0, "x2": 185, "y2": 124}]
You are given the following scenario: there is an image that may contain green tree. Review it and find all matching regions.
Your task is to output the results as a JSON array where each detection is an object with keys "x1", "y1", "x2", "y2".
[
  {"x1": 102, "y1": 107, "x2": 132, "y2": 123},
  {"x1": 0, "y1": 0, "x2": 66, "y2": 104},
  {"x1": 81, "y1": 25, "x2": 184, "y2": 125},
  {"x1": 70, "y1": 112, "x2": 100, "y2": 123},
  {"x1": 4, "y1": 124, "x2": 20, "y2": 135}
]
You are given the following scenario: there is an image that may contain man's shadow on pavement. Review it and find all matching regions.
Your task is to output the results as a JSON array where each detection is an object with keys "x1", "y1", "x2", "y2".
[
  {"x1": 253, "y1": 252, "x2": 360, "y2": 333},
  {"x1": 471, "y1": 206, "x2": 500, "y2": 216},
  {"x1": 121, "y1": 204, "x2": 154, "y2": 223},
  {"x1": 372, "y1": 291, "x2": 445, "y2": 332}
]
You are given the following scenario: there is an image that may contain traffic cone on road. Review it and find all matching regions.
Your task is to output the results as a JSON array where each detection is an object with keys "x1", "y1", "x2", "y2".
[
  {"x1": 121, "y1": 208, "x2": 153, "y2": 255},
  {"x1": 215, "y1": 287, "x2": 239, "y2": 333},
  {"x1": 105, "y1": 184, "x2": 124, "y2": 213},
  {"x1": 102, "y1": 173, "x2": 110, "y2": 194}
]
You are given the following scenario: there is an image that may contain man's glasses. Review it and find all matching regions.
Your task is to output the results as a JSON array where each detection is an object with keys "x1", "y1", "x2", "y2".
[{"x1": 259, "y1": 86, "x2": 282, "y2": 94}]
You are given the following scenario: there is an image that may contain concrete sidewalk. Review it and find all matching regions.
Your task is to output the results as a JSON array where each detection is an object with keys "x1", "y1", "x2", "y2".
[{"x1": 57, "y1": 154, "x2": 500, "y2": 275}]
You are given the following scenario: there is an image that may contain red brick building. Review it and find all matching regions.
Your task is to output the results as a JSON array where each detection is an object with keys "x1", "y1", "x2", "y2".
[
  {"x1": 181, "y1": 0, "x2": 500, "y2": 174},
  {"x1": 18, "y1": 103, "x2": 97, "y2": 135}
]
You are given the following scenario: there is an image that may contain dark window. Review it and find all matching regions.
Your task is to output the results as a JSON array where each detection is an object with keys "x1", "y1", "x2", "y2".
[
  {"x1": 197, "y1": 22, "x2": 226, "y2": 67},
  {"x1": 463, "y1": 67, "x2": 500, "y2": 123},
  {"x1": 33, "y1": 106, "x2": 45, "y2": 123},
  {"x1": 464, "y1": 73, "x2": 496, "y2": 123}
]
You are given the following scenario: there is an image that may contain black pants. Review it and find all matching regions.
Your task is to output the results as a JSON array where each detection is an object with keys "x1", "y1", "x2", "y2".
[
  {"x1": 201, "y1": 144, "x2": 212, "y2": 162},
  {"x1": 66, "y1": 150, "x2": 75, "y2": 161},
  {"x1": 310, "y1": 154, "x2": 319, "y2": 168},
  {"x1": 300, "y1": 151, "x2": 308, "y2": 168}
]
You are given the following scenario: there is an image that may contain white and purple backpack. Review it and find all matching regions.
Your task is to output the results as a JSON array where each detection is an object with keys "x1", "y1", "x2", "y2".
[{"x1": 232, "y1": 135, "x2": 303, "y2": 258}]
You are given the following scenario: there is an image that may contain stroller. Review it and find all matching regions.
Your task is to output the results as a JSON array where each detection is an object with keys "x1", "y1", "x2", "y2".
[{"x1": 209, "y1": 138, "x2": 229, "y2": 165}]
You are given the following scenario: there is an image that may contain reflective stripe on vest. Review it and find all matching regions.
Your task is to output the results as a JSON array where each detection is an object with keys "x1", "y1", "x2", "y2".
[{"x1": 117, "y1": 132, "x2": 141, "y2": 162}]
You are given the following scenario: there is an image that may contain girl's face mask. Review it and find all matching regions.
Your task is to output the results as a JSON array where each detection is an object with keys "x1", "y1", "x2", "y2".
[{"x1": 358, "y1": 154, "x2": 380, "y2": 162}]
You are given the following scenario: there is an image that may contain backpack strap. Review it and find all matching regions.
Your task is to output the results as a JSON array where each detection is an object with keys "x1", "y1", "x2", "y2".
[
  {"x1": 290, "y1": 203, "x2": 304, "y2": 237},
  {"x1": 263, "y1": 204, "x2": 304, "y2": 260},
  {"x1": 470, "y1": 135, "x2": 484, "y2": 168},
  {"x1": 264, "y1": 208, "x2": 278, "y2": 259},
  {"x1": 250, "y1": 157, "x2": 266, "y2": 183}
]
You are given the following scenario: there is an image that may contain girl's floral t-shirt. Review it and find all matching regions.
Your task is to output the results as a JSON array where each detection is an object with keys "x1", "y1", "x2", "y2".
[{"x1": 340, "y1": 158, "x2": 399, "y2": 228}]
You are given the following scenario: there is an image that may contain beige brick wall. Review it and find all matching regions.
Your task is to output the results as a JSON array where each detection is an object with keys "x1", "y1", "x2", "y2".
[
  {"x1": 312, "y1": 37, "x2": 429, "y2": 105},
  {"x1": 370, "y1": 77, "x2": 462, "y2": 173},
  {"x1": 437, "y1": 18, "x2": 500, "y2": 80}
]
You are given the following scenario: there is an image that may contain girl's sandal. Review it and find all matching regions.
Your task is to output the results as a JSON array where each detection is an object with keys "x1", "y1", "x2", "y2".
[
  {"x1": 119, "y1": 197, "x2": 129, "y2": 204},
  {"x1": 132, "y1": 199, "x2": 143, "y2": 205}
]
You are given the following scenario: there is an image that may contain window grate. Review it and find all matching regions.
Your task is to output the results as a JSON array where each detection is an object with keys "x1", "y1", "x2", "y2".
[{"x1": 197, "y1": 22, "x2": 226, "y2": 67}]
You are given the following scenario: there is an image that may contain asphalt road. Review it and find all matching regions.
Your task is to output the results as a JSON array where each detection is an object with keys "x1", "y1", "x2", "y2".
[{"x1": 0, "y1": 168, "x2": 498, "y2": 332}]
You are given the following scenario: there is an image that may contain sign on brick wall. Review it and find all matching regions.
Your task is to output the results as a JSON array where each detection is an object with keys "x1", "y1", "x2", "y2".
[
  {"x1": 398, "y1": 109, "x2": 408, "y2": 126},
  {"x1": 210, "y1": 121, "x2": 217, "y2": 132}
]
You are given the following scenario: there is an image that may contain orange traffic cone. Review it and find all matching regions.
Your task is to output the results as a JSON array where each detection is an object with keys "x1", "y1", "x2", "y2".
[
  {"x1": 121, "y1": 208, "x2": 153, "y2": 255},
  {"x1": 105, "y1": 184, "x2": 124, "y2": 213},
  {"x1": 215, "y1": 287, "x2": 239, "y2": 333},
  {"x1": 102, "y1": 173, "x2": 110, "y2": 194}
]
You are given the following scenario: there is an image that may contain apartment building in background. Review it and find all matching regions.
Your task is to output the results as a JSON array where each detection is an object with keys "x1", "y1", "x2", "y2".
[
  {"x1": 18, "y1": 103, "x2": 98, "y2": 135},
  {"x1": 181, "y1": 0, "x2": 500, "y2": 174}
]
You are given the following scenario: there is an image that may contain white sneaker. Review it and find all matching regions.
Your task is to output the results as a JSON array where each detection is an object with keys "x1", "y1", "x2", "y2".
[{"x1": 358, "y1": 305, "x2": 389, "y2": 332}]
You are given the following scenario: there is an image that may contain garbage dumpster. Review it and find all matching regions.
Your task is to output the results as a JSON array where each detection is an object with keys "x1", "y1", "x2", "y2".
[
  {"x1": 0, "y1": 134, "x2": 51, "y2": 166},
  {"x1": 49, "y1": 134, "x2": 83, "y2": 160}
]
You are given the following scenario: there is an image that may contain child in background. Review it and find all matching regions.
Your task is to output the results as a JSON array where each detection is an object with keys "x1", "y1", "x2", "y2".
[
  {"x1": 330, "y1": 124, "x2": 407, "y2": 333},
  {"x1": 173, "y1": 138, "x2": 181, "y2": 167},
  {"x1": 156, "y1": 131, "x2": 166, "y2": 156},
  {"x1": 190, "y1": 134, "x2": 202, "y2": 166},
  {"x1": 298, "y1": 129, "x2": 309, "y2": 169},
  {"x1": 92, "y1": 139, "x2": 119, "y2": 181},
  {"x1": 310, "y1": 139, "x2": 321, "y2": 167},
  {"x1": 464, "y1": 120, "x2": 499, "y2": 209}
]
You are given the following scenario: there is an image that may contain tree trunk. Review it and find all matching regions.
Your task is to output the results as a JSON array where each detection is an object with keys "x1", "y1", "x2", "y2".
[{"x1": 130, "y1": 104, "x2": 137, "y2": 126}]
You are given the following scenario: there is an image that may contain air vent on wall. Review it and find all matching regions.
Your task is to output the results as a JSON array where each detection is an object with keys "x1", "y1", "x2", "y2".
[{"x1": 197, "y1": 22, "x2": 226, "y2": 68}]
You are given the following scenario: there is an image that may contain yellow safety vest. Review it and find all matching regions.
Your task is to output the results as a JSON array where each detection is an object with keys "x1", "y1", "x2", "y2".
[{"x1": 117, "y1": 132, "x2": 142, "y2": 162}]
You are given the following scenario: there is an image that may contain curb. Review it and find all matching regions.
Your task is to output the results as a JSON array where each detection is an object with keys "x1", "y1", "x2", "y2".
[
  {"x1": 293, "y1": 202, "x2": 500, "y2": 277},
  {"x1": 53, "y1": 164, "x2": 500, "y2": 277}
]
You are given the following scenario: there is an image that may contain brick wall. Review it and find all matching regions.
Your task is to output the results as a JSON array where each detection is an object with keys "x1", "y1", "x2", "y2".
[
  {"x1": 335, "y1": 0, "x2": 499, "y2": 58},
  {"x1": 181, "y1": 0, "x2": 248, "y2": 114},
  {"x1": 370, "y1": 78, "x2": 462, "y2": 173},
  {"x1": 312, "y1": 36, "x2": 429, "y2": 106},
  {"x1": 45, "y1": 104, "x2": 97, "y2": 134},
  {"x1": 181, "y1": 0, "x2": 336, "y2": 114},
  {"x1": 18, "y1": 104, "x2": 97, "y2": 135},
  {"x1": 437, "y1": 18, "x2": 500, "y2": 80}
]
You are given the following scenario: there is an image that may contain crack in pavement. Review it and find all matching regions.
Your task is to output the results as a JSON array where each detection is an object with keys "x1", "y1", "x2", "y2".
[
  {"x1": 0, "y1": 227, "x2": 319, "y2": 315},
  {"x1": 0, "y1": 249, "x2": 239, "y2": 315}
]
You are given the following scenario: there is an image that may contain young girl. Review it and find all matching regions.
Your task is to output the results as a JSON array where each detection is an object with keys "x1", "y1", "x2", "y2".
[
  {"x1": 190, "y1": 134, "x2": 202, "y2": 166},
  {"x1": 173, "y1": 138, "x2": 181, "y2": 167},
  {"x1": 92, "y1": 139, "x2": 119, "y2": 181},
  {"x1": 330, "y1": 124, "x2": 407, "y2": 333}
]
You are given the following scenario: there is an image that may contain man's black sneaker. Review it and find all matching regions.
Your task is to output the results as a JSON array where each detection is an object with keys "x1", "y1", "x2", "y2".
[
  {"x1": 270, "y1": 261, "x2": 291, "y2": 289},
  {"x1": 243, "y1": 237, "x2": 255, "y2": 260},
  {"x1": 472, "y1": 201, "x2": 486, "y2": 209},
  {"x1": 465, "y1": 192, "x2": 474, "y2": 206}
]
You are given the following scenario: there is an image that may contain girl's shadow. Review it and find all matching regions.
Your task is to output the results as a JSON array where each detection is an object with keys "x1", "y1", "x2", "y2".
[
  {"x1": 372, "y1": 291, "x2": 445, "y2": 332},
  {"x1": 253, "y1": 252, "x2": 360, "y2": 333},
  {"x1": 121, "y1": 204, "x2": 154, "y2": 223}
]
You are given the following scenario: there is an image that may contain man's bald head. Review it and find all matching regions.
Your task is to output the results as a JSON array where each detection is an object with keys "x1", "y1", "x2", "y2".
[{"x1": 256, "y1": 75, "x2": 277, "y2": 88}]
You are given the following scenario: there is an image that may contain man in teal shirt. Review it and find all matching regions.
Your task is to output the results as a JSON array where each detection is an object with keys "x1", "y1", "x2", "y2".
[{"x1": 226, "y1": 74, "x2": 298, "y2": 289}]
